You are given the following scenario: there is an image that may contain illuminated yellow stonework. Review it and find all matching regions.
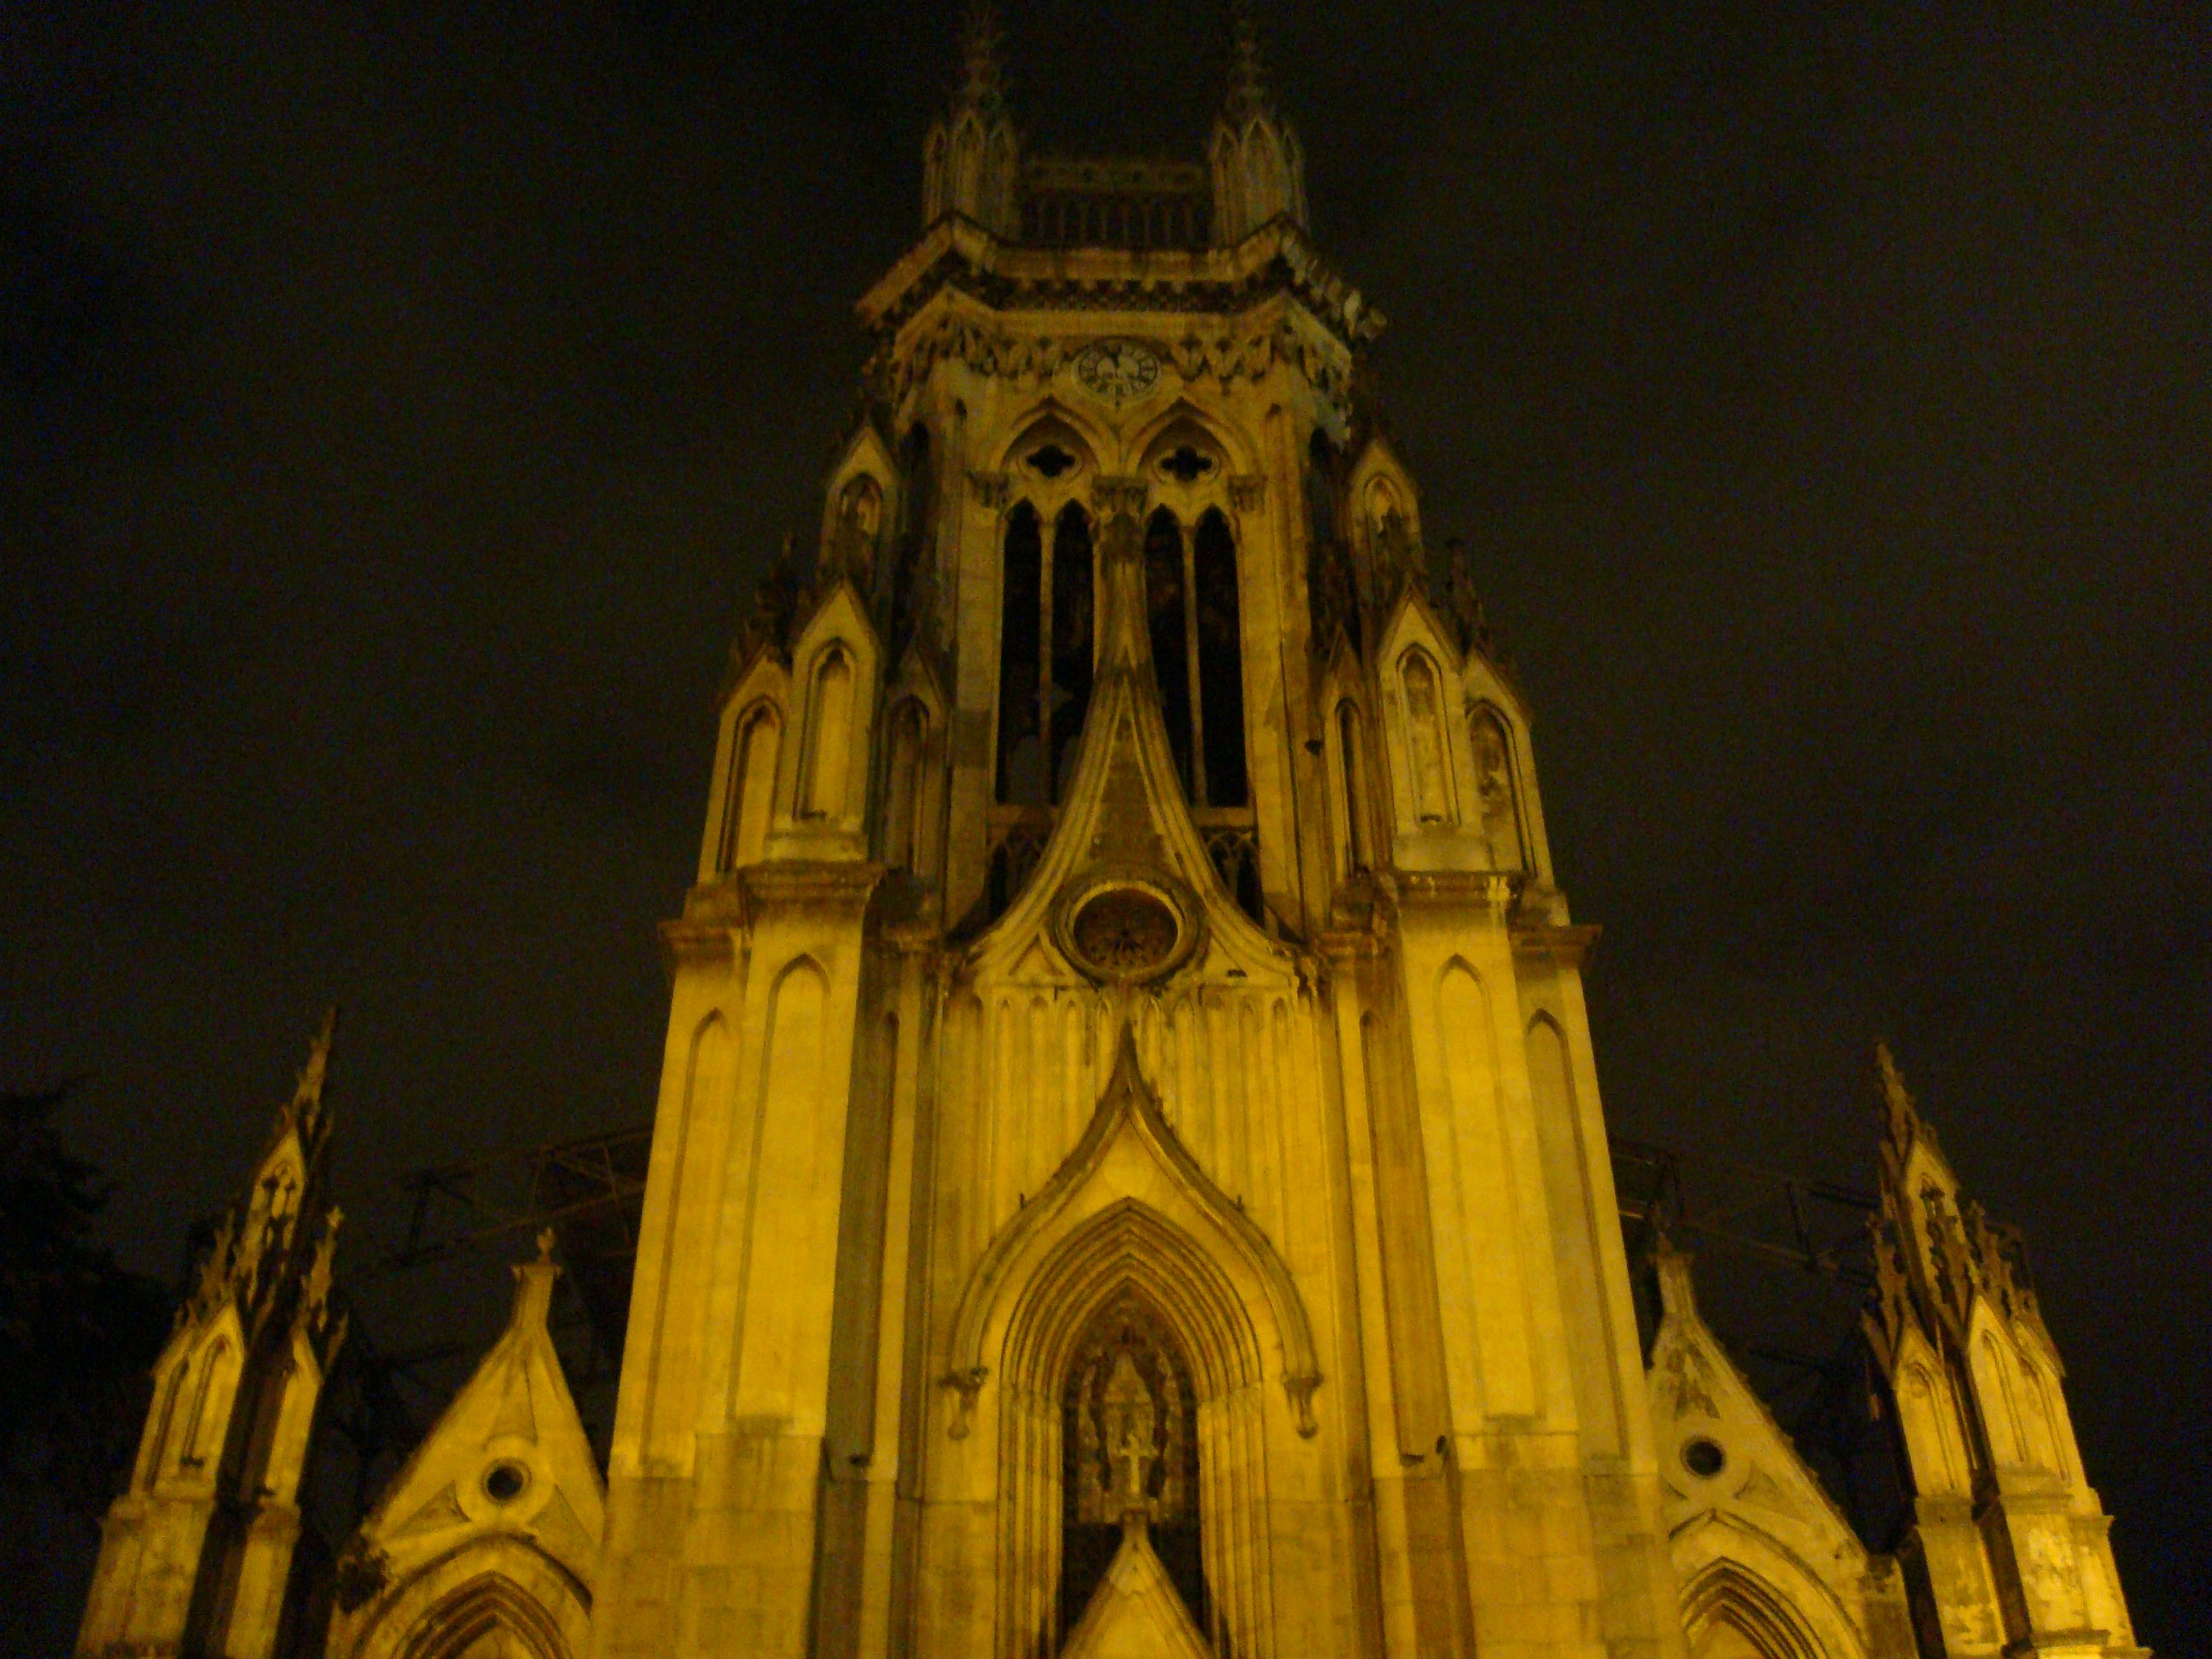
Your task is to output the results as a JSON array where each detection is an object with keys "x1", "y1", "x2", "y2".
[{"x1": 79, "y1": 14, "x2": 2147, "y2": 1659}]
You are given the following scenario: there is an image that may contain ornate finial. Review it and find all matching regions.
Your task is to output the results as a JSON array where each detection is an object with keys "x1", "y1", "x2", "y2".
[
  {"x1": 1224, "y1": 1, "x2": 1271, "y2": 123},
  {"x1": 535, "y1": 1226, "x2": 557, "y2": 1264},
  {"x1": 301, "y1": 1206, "x2": 341, "y2": 1324},
  {"x1": 956, "y1": 2, "x2": 1008, "y2": 114},
  {"x1": 190, "y1": 1212, "x2": 238, "y2": 1318},
  {"x1": 292, "y1": 1005, "x2": 338, "y2": 1114},
  {"x1": 1875, "y1": 1038, "x2": 1924, "y2": 1150}
]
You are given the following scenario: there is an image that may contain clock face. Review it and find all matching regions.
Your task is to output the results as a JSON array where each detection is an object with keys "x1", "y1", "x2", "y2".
[{"x1": 1074, "y1": 337, "x2": 1162, "y2": 403}]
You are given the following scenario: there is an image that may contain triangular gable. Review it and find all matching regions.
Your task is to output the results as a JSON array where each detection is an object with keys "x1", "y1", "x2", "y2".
[
  {"x1": 1060, "y1": 1518, "x2": 1214, "y2": 1659},
  {"x1": 353, "y1": 1243, "x2": 604, "y2": 1587},
  {"x1": 1646, "y1": 1245, "x2": 1867, "y2": 1566},
  {"x1": 945, "y1": 1028, "x2": 1321, "y2": 1438}
]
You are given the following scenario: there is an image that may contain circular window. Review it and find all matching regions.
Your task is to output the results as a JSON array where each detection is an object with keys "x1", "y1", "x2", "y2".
[
  {"x1": 1681, "y1": 1437, "x2": 1726, "y2": 1480},
  {"x1": 1069, "y1": 887, "x2": 1181, "y2": 977},
  {"x1": 481, "y1": 1460, "x2": 531, "y2": 1505}
]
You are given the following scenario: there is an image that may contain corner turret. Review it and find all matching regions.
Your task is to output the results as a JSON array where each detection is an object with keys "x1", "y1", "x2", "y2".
[
  {"x1": 78, "y1": 1011, "x2": 349, "y2": 1659},
  {"x1": 1865, "y1": 1044, "x2": 2146, "y2": 1659},
  {"x1": 1208, "y1": 3, "x2": 1308, "y2": 242},
  {"x1": 921, "y1": 3, "x2": 1021, "y2": 236}
]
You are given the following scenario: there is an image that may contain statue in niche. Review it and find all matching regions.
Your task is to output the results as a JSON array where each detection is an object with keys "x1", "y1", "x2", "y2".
[
  {"x1": 1061, "y1": 1294, "x2": 1206, "y2": 1634},
  {"x1": 1470, "y1": 709, "x2": 1523, "y2": 870},
  {"x1": 1361, "y1": 476, "x2": 1417, "y2": 608},
  {"x1": 1103, "y1": 1350, "x2": 1156, "y2": 1514},
  {"x1": 826, "y1": 475, "x2": 883, "y2": 591}
]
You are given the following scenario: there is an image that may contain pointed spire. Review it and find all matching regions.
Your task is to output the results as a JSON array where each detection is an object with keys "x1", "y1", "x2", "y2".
[
  {"x1": 1223, "y1": 1, "x2": 1272, "y2": 124},
  {"x1": 923, "y1": 3, "x2": 1022, "y2": 234},
  {"x1": 1208, "y1": 2, "x2": 1307, "y2": 241},
  {"x1": 288, "y1": 1004, "x2": 338, "y2": 1128},
  {"x1": 1874, "y1": 1038, "x2": 1933, "y2": 1158},
  {"x1": 509, "y1": 1231, "x2": 562, "y2": 1335},
  {"x1": 1094, "y1": 504, "x2": 1153, "y2": 684},
  {"x1": 955, "y1": 1, "x2": 1009, "y2": 116}
]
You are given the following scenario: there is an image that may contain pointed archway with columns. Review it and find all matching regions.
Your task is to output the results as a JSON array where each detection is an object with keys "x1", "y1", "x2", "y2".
[{"x1": 941, "y1": 1027, "x2": 1319, "y2": 1659}]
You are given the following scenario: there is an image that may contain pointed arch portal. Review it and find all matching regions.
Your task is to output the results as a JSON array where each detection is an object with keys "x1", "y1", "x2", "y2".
[{"x1": 946, "y1": 1033, "x2": 1316, "y2": 1659}]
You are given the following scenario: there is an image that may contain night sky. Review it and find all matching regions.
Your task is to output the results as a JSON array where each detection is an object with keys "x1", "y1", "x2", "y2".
[{"x1": 4, "y1": 1, "x2": 2208, "y2": 1649}]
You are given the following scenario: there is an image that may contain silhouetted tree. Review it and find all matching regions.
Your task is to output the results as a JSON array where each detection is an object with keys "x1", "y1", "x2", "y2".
[{"x1": 0, "y1": 1085, "x2": 171, "y2": 1516}]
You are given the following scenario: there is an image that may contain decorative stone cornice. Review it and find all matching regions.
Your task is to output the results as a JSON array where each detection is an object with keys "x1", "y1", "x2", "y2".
[
  {"x1": 1393, "y1": 870, "x2": 1520, "y2": 917},
  {"x1": 859, "y1": 216, "x2": 1377, "y2": 338},
  {"x1": 870, "y1": 293, "x2": 1359, "y2": 418},
  {"x1": 659, "y1": 917, "x2": 737, "y2": 973},
  {"x1": 740, "y1": 859, "x2": 887, "y2": 911},
  {"x1": 1511, "y1": 922, "x2": 1603, "y2": 969}
]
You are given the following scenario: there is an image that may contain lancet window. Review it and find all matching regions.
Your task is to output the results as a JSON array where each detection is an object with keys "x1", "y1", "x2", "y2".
[
  {"x1": 1331, "y1": 698, "x2": 1371, "y2": 878},
  {"x1": 1060, "y1": 1290, "x2": 1206, "y2": 1637},
  {"x1": 994, "y1": 502, "x2": 1095, "y2": 806},
  {"x1": 1143, "y1": 506, "x2": 1248, "y2": 807},
  {"x1": 881, "y1": 697, "x2": 929, "y2": 873}
]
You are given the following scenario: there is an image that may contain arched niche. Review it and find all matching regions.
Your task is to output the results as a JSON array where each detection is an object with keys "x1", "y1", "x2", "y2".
[
  {"x1": 178, "y1": 1330, "x2": 239, "y2": 1474},
  {"x1": 801, "y1": 648, "x2": 858, "y2": 819},
  {"x1": 1345, "y1": 437, "x2": 1421, "y2": 602},
  {"x1": 1058, "y1": 1287, "x2": 1207, "y2": 1637},
  {"x1": 777, "y1": 584, "x2": 882, "y2": 850},
  {"x1": 1467, "y1": 702, "x2": 1526, "y2": 870},
  {"x1": 1679, "y1": 1554, "x2": 1854, "y2": 1659},
  {"x1": 1397, "y1": 647, "x2": 1456, "y2": 826},
  {"x1": 339, "y1": 1553, "x2": 590, "y2": 1659},
  {"x1": 817, "y1": 422, "x2": 900, "y2": 579},
  {"x1": 1891, "y1": 1342, "x2": 1970, "y2": 1499},
  {"x1": 634, "y1": 1010, "x2": 733, "y2": 1469},
  {"x1": 718, "y1": 701, "x2": 783, "y2": 872},
  {"x1": 700, "y1": 654, "x2": 789, "y2": 882}
]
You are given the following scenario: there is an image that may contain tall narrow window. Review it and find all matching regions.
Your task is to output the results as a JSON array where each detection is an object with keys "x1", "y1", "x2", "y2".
[
  {"x1": 1193, "y1": 509, "x2": 1247, "y2": 806},
  {"x1": 720, "y1": 703, "x2": 781, "y2": 870},
  {"x1": 898, "y1": 425, "x2": 934, "y2": 544},
  {"x1": 804, "y1": 651, "x2": 855, "y2": 818},
  {"x1": 1334, "y1": 699, "x2": 1369, "y2": 876},
  {"x1": 995, "y1": 504, "x2": 1045, "y2": 804},
  {"x1": 1144, "y1": 508, "x2": 1195, "y2": 794},
  {"x1": 1401, "y1": 651, "x2": 1452, "y2": 824},
  {"x1": 1144, "y1": 506, "x2": 1248, "y2": 807},
  {"x1": 1048, "y1": 506, "x2": 1094, "y2": 801},
  {"x1": 882, "y1": 698, "x2": 928, "y2": 871}
]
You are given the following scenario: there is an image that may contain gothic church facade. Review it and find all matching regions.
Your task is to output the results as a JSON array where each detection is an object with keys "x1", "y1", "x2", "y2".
[{"x1": 80, "y1": 12, "x2": 2146, "y2": 1659}]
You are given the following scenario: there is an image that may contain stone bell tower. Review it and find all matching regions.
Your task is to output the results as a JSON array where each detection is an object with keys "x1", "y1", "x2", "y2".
[{"x1": 588, "y1": 9, "x2": 1683, "y2": 1657}]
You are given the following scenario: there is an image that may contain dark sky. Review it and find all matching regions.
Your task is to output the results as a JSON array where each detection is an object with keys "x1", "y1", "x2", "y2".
[{"x1": 4, "y1": 0, "x2": 2207, "y2": 1648}]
